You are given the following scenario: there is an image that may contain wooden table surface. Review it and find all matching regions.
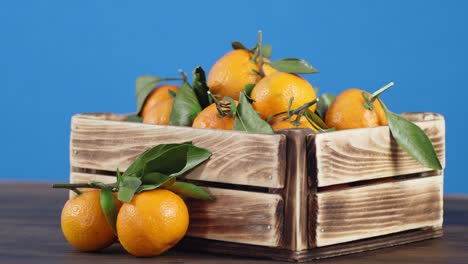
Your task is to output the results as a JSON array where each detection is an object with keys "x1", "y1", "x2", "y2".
[{"x1": 1, "y1": 182, "x2": 467, "y2": 264}]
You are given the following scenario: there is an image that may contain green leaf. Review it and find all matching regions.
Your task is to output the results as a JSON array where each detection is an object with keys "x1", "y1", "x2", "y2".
[
  {"x1": 231, "y1": 41, "x2": 248, "y2": 50},
  {"x1": 382, "y1": 104, "x2": 442, "y2": 170},
  {"x1": 168, "y1": 89, "x2": 177, "y2": 98},
  {"x1": 141, "y1": 144, "x2": 209, "y2": 177},
  {"x1": 141, "y1": 172, "x2": 171, "y2": 185},
  {"x1": 233, "y1": 92, "x2": 274, "y2": 134},
  {"x1": 126, "y1": 114, "x2": 143, "y2": 123},
  {"x1": 177, "y1": 145, "x2": 212, "y2": 176},
  {"x1": 142, "y1": 144, "x2": 190, "y2": 176},
  {"x1": 100, "y1": 187, "x2": 118, "y2": 235},
  {"x1": 223, "y1": 96, "x2": 237, "y2": 116},
  {"x1": 122, "y1": 142, "x2": 190, "y2": 178},
  {"x1": 316, "y1": 93, "x2": 335, "y2": 119},
  {"x1": 260, "y1": 44, "x2": 272, "y2": 58},
  {"x1": 192, "y1": 66, "x2": 211, "y2": 108},
  {"x1": 169, "y1": 82, "x2": 202, "y2": 126},
  {"x1": 164, "y1": 182, "x2": 212, "y2": 200},
  {"x1": 244, "y1": 84, "x2": 255, "y2": 97},
  {"x1": 136, "y1": 76, "x2": 162, "y2": 115},
  {"x1": 123, "y1": 142, "x2": 211, "y2": 179},
  {"x1": 304, "y1": 110, "x2": 334, "y2": 133},
  {"x1": 270, "y1": 58, "x2": 319, "y2": 74},
  {"x1": 136, "y1": 184, "x2": 163, "y2": 192},
  {"x1": 116, "y1": 168, "x2": 122, "y2": 187},
  {"x1": 137, "y1": 172, "x2": 173, "y2": 192},
  {"x1": 118, "y1": 176, "x2": 142, "y2": 202},
  {"x1": 118, "y1": 142, "x2": 212, "y2": 199}
]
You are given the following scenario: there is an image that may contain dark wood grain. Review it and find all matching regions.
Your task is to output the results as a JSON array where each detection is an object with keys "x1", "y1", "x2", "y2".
[
  {"x1": 275, "y1": 129, "x2": 316, "y2": 251},
  {"x1": 1, "y1": 182, "x2": 467, "y2": 264}
]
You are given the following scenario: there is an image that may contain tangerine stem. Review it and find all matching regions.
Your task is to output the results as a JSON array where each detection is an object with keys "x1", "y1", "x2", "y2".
[
  {"x1": 70, "y1": 188, "x2": 83, "y2": 195},
  {"x1": 267, "y1": 98, "x2": 319, "y2": 121},
  {"x1": 178, "y1": 70, "x2": 188, "y2": 82},
  {"x1": 160, "y1": 77, "x2": 183, "y2": 81},
  {"x1": 52, "y1": 182, "x2": 115, "y2": 190},
  {"x1": 257, "y1": 30, "x2": 266, "y2": 77},
  {"x1": 207, "y1": 91, "x2": 227, "y2": 117},
  {"x1": 370, "y1": 82, "x2": 394, "y2": 102}
]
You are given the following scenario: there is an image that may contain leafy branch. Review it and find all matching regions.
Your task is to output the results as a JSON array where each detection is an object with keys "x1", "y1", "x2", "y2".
[{"x1": 53, "y1": 142, "x2": 213, "y2": 235}]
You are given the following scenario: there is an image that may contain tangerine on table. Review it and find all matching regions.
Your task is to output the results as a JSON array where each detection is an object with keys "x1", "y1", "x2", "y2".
[
  {"x1": 325, "y1": 88, "x2": 387, "y2": 130},
  {"x1": 61, "y1": 190, "x2": 122, "y2": 252},
  {"x1": 251, "y1": 72, "x2": 317, "y2": 120},
  {"x1": 143, "y1": 98, "x2": 174, "y2": 125},
  {"x1": 116, "y1": 189, "x2": 189, "y2": 257},
  {"x1": 207, "y1": 49, "x2": 276, "y2": 100},
  {"x1": 192, "y1": 100, "x2": 238, "y2": 130},
  {"x1": 141, "y1": 84, "x2": 178, "y2": 118}
]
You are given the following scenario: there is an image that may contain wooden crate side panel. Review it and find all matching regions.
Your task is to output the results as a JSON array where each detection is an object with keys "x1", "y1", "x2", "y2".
[
  {"x1": 313, "y1": 175, "x2": 443, "y2": 247},
  {"x1": 70, "y1": 114, "x2": 286, "y2": 188},
  {"x1": 70, "y1": 172, "x2": 284, "y2": 247},
  {"x1": 310, "y1": 115, "x2": 445, "y2": 187}
]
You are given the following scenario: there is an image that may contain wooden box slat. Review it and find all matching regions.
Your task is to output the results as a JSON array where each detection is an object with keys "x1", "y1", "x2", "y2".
[
  {"x1": 311, "y1": 174, "x2": 443, "y2": 247},
  {"x1": 70, "y1": 114, "x2": 286, "y2": 188},
  {"x1": 308, "y1": 113, "x2": 445, "y2": 187},
  {"x1": 71, "y1": 172, "x2": 284, "y2": 247},
  {"x1": 186, "y1": 187, "x2": 283, "y2": 247}
]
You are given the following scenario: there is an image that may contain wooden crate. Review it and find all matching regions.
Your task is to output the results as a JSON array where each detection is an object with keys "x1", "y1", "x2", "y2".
[{"x1": 69, "y1": 112, "x2": 445, "y2": 262}]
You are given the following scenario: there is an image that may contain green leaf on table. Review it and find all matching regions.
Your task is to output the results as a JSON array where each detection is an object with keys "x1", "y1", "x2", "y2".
[
  {"x1": 270, "y1": 58, "x2": 319, "y2": 74},
  {"x1": 381, "y1": 102, "x2": 442, "y2": 170},
  {"x1": 118, "y1": 176, "x2": 142, "y2": 202},
  {"x1": 169, "y1": 82, "x2": 202, "y2": 126},
  {"x1": 233, "y1": 92, "x2": 274, "y2": 134},
  {"x1": 164, "y1": 182, "x2": 212, "y2": 200},
  {"x1": 126, "y1": 114, "x2": 143, "y2": 123},
  {"x1": 192, "y1": 66, "x2": 211, "y2": 108},
  {"x1": 231, "y1": 41, "x2": 248, "y2": 50},
  {"x1": 100, "y1": 186, "x2": 118, "y2": 234},
  {"x1": 136, "y1": 76, "x2": 162, "y2": 115},
  {"x1": 316, "y1": 93, "x2": 335, "y2": 119}
]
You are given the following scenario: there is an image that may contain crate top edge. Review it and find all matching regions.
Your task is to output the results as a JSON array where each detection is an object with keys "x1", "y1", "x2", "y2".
[
  {"x1": 309, "y1": 112, "x2": 445, "y2": 140},
  {"x1": 71, "y1": 112, "x2": 286, "y2": 140}
]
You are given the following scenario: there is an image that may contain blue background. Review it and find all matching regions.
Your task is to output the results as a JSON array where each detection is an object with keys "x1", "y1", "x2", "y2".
[{"x1": 0, "y1": 0, "x2": 466, "y2": 193}]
